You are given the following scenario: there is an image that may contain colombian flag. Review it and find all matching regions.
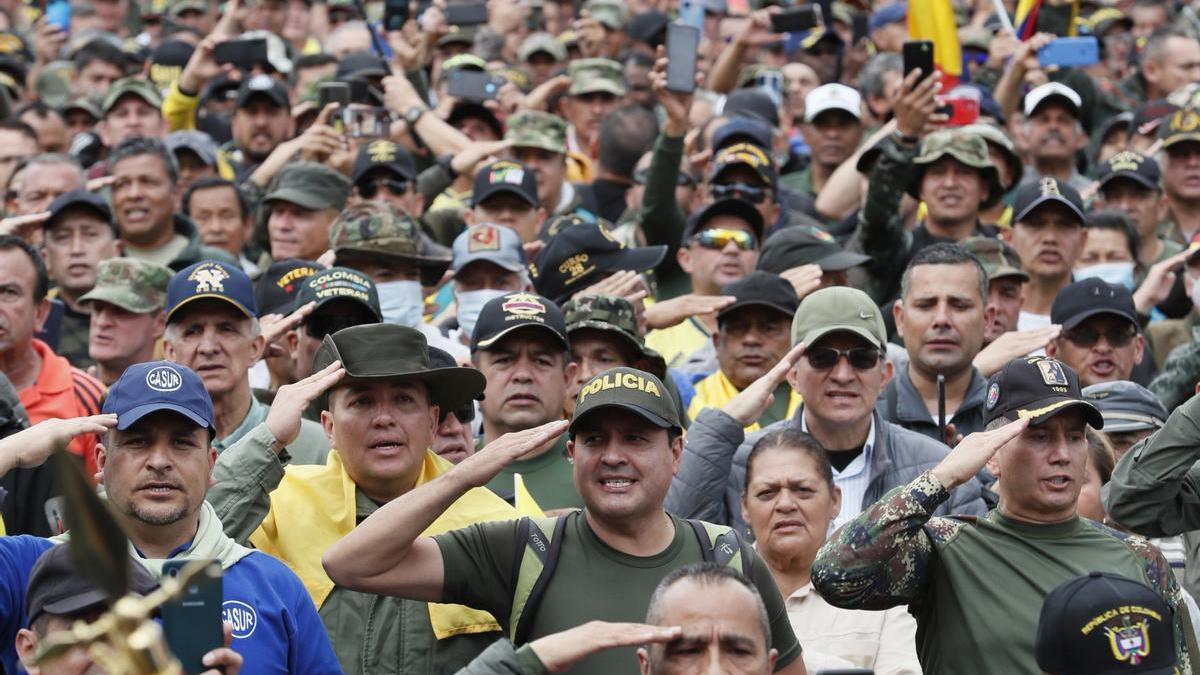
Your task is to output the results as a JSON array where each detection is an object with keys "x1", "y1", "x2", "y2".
[
  {"x1": 1015, "y1": 0, "x2": 1079, "y2": 39},
  {"x1": 908, "y1": 0, "x2": 963, "y2": 86}
]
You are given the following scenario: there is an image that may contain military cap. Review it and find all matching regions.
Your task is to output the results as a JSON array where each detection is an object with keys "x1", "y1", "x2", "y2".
[
  {"x1": 452, "y1": 223, "x2": 527, "y2": 273},
  {"x1": 984, "y1": 356, "x2": 1103, "y2": 428},
  {"x1": 757, "y1": 225, "x2": 869, "y2": 274},
  {"x1": 583, "y1": 0, "x2": 630, "y2": 30},
  {"x1": 908, "y1": 129, "x2": 1004, "y2": 209},
  {"x1": 313, "y1": 323, "x2": 485, "y2": 413},
  {"x1": 1161, "y1": 108, "x2": 1200, "y2": 149},
  {"x1": 165, "y1": 260, "x2": 257, "y2": 322},
  {"x1": 1097, "y1": 150, "x2": 1161, "y2": 192},
  {"x1": 235, "y1": 73, "x2": 290, "y2": 111},
  {"x1": 294, "y1": 266, "x2": 382, "y2": 320},
  {"x1": 351, "y1": 139, "x2": 417, "y2": 183},
  {"x1": 711, "y1": 142, "x2": 778, "y2": 190},
  {"x1": 101, "y1": 77, "x2": 163, "y2": 116},
  {"x1": 792, "y1": 286, "x2": 886, "y2": 350},
  {"x1": 255, "y1": 259, "x2": 319, "y2": 317},
  {"x1": 437, "y1": 25, "x2": 477, "y2": 48},
  {"x1": 472, "y1": 160, "x2": 540, "y2": 207},
  {"x1": 571, "y1": 367, "x2": 681, "y2": 434},
  {"x1": 169, "y1": 0, "x2": 211, "y2": 16},
  {"x1": 960, "y1": 237, "x2": 1029, "y2": 282},
  {"x1": 563, "y1": 295, "x2": 666, "y2": 378},
  {"x1": 532, "y1": 220, "x2": 666, "y2": 305},
  {"x1": 506, "y1": 110, "x2": 567, "y2": 155},
  {"x1": 471, "y1": 291, "x2": 568, "y2": 352},
  {"x1": 79, "y1": 258, "x2": 172, "y2": 313},
  {"x1": 264, "y1": 161, "x2": 351, "y2": 212},
  {"x1": 165, "y1": 130, "x2": 219, "y2": 167},
  {"x1": 1087, "y1": 8, "x2": 1132, "y2": 36},
  {"x1": 519, "y1": 32, "x2": 568, "y2": 63},
  {"x1": 1012, "y1": 176, "x2": 1085, "y2": 226},
  {"x1": 330, "y1": 203, "x2": 452, "y2": 286},
  {"x1": 961, "y1": 121, "x2": 1024, "y2": 190},
  {"x1": 567, "y1": 58, "x2": 626, "y2": 97},
  {"x1": 62, "y1": 97, "x2": 101, "y2": 121},
  {"x1": 1082, "y1": 380, "x2": 1168, "y2": 433}
]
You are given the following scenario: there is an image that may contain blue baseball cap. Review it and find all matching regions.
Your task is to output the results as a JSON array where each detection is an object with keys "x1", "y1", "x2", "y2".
[
  {"x1": 451, "y1": 223, "x2": 527, "y2": 273},
  {"x1": 868, "y1": 3, "x2": 907, "y2": 33},
  {"x1": 165, "y1": 260, "x2": 257, "y2": 323},
  {"x1": 102, "y1": 361, "x2": 215, "y2": 432}
]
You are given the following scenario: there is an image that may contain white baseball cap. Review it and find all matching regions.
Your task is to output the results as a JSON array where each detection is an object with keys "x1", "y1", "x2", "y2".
[
  {"x1": 804, "y1": 83, "x2": 862, "y2": 123},
  {"x1": 1023, "y1": 82, "x2": 1082, "y2": 118}
]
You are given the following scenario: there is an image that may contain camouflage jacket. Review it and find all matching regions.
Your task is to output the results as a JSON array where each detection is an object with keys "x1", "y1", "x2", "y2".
[
  {"x1": 814, "y1": 472, "x2": 1195, "y2": 674},
  {"x1": 1149, "y1": 324, "x2": 1200, "y2": 411}
]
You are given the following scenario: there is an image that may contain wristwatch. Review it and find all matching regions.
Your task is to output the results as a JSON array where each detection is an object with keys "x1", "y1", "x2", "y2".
[
  {"x1": 438, "y1": 153, "x2": 458, "y2": 180},
  {"x1": 404, "y1": 105, "x2": 428, "y2": 127}
]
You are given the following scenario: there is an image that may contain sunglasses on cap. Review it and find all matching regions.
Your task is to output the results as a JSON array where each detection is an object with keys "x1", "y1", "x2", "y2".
[
  {"x1": 804, "y1": 346, "x2": 882, "y2": 371},
  {"x1": 1062, "y1": 324, "x2": 1137, "y2": 349},
  {"x1": 711, "y1": 182, "x2": 769, "y2": 204},
  {"x1": 357, "y1": 177, "x2": 410, "y2": 199},
  {"x1": 634, "y1": 167, "x2": 695, "y2": 187},
  {"x1": 692, "y1": 228, "x2": 756, "y2": 251}
]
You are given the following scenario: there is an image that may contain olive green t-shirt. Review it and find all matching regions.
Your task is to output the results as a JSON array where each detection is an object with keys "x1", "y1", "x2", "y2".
[
  {"x1": 483, "y1": 435, "x2": 583, "y2": 510},
  {"x1": 434, "y1": 511, "x2": 802, "y2": 674}
]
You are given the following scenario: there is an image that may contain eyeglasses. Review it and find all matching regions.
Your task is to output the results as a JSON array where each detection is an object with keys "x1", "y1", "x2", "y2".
[
  {"x1": 804, "y1": 346, "x2": 882, "y2": 370},
  {"x1": 1062, "y1": 324, "x2": 1136, "y2": 348},
  {"x1": 633, "y1": 167, "x2": 695, "y2": 187},
  {"x1": 693, "y1": 228, "x2": 756, "y2": 251},
  {"x1": 711, "y1": 182, "x2": 769, "y2": 204},
  {"x1": 358, "y1": 178, "x2": 409, "y2": 199}
]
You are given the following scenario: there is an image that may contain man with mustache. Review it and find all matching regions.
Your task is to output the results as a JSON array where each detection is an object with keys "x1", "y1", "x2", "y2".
[
  {"x1": 688, "y1": 272, "x2": 802, "y2": 432},
  {"x1": 1020, "y1": 83, "x2": 1090, "y2": 192},
  {"x1": 1046, "y1": 278, "x2": 1146, "y2": 388},
  {"x1": 1158, "y1": 109, "x2": 1200, "y2": 247},
  {"x1": 1003, "y1": 177, "x2": 1088, "y2": 331}
]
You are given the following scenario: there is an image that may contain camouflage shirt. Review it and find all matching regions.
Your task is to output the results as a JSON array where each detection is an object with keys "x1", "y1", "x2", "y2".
[
  {"x1": 56, "y1": 302, "x2": 93, "y2": 369},
  {"x1": 1149, "y1": 324, "x2": 1200, "y2": 412},
  {"x1": 812, "y1": 471, "x2": 1193, "y2": 674}
]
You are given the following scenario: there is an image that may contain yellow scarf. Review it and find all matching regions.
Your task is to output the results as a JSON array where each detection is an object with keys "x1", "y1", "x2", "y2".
[
  {"x1": 688, "y1": 370, "x2": 803, "y2": 432},
  {"x1": 250, "y1": 449, "x2": 517, "y2": 639}
]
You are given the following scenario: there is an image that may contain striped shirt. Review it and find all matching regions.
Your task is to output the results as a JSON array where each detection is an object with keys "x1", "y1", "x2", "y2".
[
  {"x1": 800, "y1": 413, "x2": 877, "y2": 533},
  {"x1": 18, "y1": 339, "x2": 105, "y2": 477}
]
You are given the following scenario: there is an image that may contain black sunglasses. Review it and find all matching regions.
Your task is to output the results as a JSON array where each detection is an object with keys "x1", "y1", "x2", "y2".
[
  {"x1": 804, "y1": 346, "x2": 881, "y2": 371},
  {"x1": 305, "y1": 315, "x2": 368, "y2": 339},
  {"x1": 711, "y1": 182, "x2": 768, "y2": 204},
  {"x1": 358, "y1": 178, "x2": 410, "y2": 199},
  {"x1": 1062, "y1": 324, "x2": 1136, "y2": 348}
]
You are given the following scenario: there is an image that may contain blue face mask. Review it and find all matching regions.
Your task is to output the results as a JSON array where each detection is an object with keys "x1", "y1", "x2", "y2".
[
  {"x1": 1075, "y1": 262, "x2": 1136, "y2": 291},
  {"x1": 456, "y1": 288, "x2": 509, "y2": 339},
  {"x1": 376, "y1": 280, "x2": 424, "y2": 327}
]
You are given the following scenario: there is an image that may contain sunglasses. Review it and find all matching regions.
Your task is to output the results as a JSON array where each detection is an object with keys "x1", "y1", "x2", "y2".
[
  {"x1": 804, "y1": 346, "x2": 882, "y2": 370},
  {"x1": 633, "y1": 167, "x2": 695, "y2": 187},
  {"x1": 1062, "y1": 325, "x2": 1136, "y2": 348},
  {"x1": 358, "y1": 178, "x2": 409, "y2": 199},
  {"x1": 711, "y1": 182, "x2": 768, "y2": 204},
  {"x1": 693, "y1": 228, "x2": 756, "y2": 251},
  {"x1": 305, "y1": 315, "x2": 369, "y2": 339}
]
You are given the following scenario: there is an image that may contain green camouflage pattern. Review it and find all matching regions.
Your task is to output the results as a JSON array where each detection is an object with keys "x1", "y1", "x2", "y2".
[
  {"x1": 330, "y1": 202, "x2": 452, "y2": 285},
  {"x1": 57, "y1": 308, "x2": 93, "y2": 369},
  {"x1": 582, "y1": 0, "x2": 628, "y2": 29},
  {"x1": 1149, "y1": 324, "x2": 1200, "y2": 411},
  {"x1": 101, "y1": 76, "x2": 163, "y2": 115},
  {"x1": 567, "y1": 58, "x2": 626, "y2": 97},
  {"x1": 506, "y1": 110, "x2": 567, "y2": 154},
  {"x1": 564, "y1": 295, "x2": 668, "y2": 377},
  {"x1": 960, "y1": 236, "x2": 1029, "y2": 281},
  {"x1": 78, "y1": 258, "x2": 172, "y2": 313},
  {"x1": 909, "y1": 130, "x2": 1003, "y2": 207}
]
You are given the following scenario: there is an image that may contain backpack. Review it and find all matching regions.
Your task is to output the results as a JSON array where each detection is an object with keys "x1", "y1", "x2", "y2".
[{"x1": 506, "y1": 512, "x2": 751, "y2": 644}]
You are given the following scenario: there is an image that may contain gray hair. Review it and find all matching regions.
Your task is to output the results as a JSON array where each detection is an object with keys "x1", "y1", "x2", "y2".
[
  {"x1": 164, "y1": 314, "x2": 261, "y2": 343},
  {"x1": 858, "y1": 53, "x2": 902, "y2": 99},
  {"x1": 21, "y1": 153, "x2": 84, "y2": 183}
]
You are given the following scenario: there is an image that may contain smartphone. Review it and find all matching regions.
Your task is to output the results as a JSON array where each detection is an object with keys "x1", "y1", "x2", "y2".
[
  {"x1": 346, "y1": 105, "x2": 392, "y2": 139},
  {"x1": 665, "y1": 23, "x2": 700, "y2": 94},
  {"x1": 769, "y1": 6, "x2": 821, "y2": 33},
  {"x1": 212, "y1": 38, "x2": 269, "y2": 68},
  {"x1": 45, "y1": 0, "x2": 70, "y2": 32},
  {"x1": 443, "y1": 2, "x2": 488, "y2": 25},
  {"x1": 383, "y1": 0, "x2": 409, "y2": 31},
  {"x1": 851, "y1": 11, "x2": 869, "y2": 43},
  {"x1": 318, "y1": 81, "x2": 350, "y2": 109},
  {"x1": 161, "y1": 560, "x2": 223, "y2": 675},
  {"x1": 679, "y1": 0, "x2": 704, "y2": 30},
  {"x1": 1038, "y1": 36, "x2": 1099, "y2": 68},
  {"x1": 446, "y1": 69, "x2": 504, "y2": 102},
  {"x1": 903, "y1": 40, "x2": 935, "y2": 81}
]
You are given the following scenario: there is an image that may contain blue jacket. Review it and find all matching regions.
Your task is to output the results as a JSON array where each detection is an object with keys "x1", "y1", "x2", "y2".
[{"x1": 0, "y1": 535, "x2": 341, "y2": 674}]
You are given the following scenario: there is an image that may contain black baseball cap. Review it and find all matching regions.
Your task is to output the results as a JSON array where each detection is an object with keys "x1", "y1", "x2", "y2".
[
  {"x1": 681, "y1": 198, "x2": 765, "y2": 246},
  {"x1": 351, "y1": 139, "x2": 417, "y2": 183},
  {"x1": 983, "y1": 356, "x2": 1103, "y2": 428},
  {"x1": 25, "y1": 544, "x2": 158, "y2": 624},
  {"x1": 235, "y1": 73, "x2": 290, "y2": 110},
  {"x1": 1012, "y1": 177, "x2": 1086, "y2": 226},
  {"x1": 471, "y1": 160, "x2": 540, "y2": 208},
  {"x1": 335, "y1": 50, "x2": 390, "y2": 80},
  {"x1": 44, "y1": 189, "x2": 114, "y2": 229},
  {"x1": 1036, "y1": 572, "x2": 1176, "y2": 675},
  {"x1": 532, "y1": 221, "x2": 666, "y2": 305},
  {"x1": 717, "y1": 270, "x2": 800, "y2": 322},
  {"x1": 254, "y1": 258, "x2": 319, "y2": 317},
  {"x1": 294, "y1": 266, "x2": 383, "y2": 321},
  {"x1": 447, "y1": 101, "x2": 504, "y2": 140},
  {"x1": 756, "y1": 225, "x2": 870, "y2": 273},
  {"x1": 1051, "y1": 278, "x2": 1138, "y2": 331},
  {"x1": 470, "y1": 291, "x2": 569, "y2": 352},
  {"x1": 570, "y1": 366, "x2": 682, "y2": 434},
  {"x1": 1097, "y1": 151, "x2": 1161, "y2": 192},
  {"x1": 712, "y1": 116, "x2": 772, "y2": 153}
]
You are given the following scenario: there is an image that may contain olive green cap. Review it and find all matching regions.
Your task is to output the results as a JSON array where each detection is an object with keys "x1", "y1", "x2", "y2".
[
  {"x1": 570, "y1": 366, "x2": 680, "y2": 434},
  {"x1": 563, "y1": 295, "x2": 667, "y2": 378},
  {"x1": 101, "y1": 77, "x2": 163, "y2": 116},
  {"x1": 908, "y1": 128, "x2": 1004, "y2": 209},
  {"x1": 791, "y1": 286, "x2": 886, "y2": 350},
  {"x1": 961, "y1": 121, "x2": 1024, "y2": 190},
  {"x1": 506, "y1": 110, "x2": 567, "y2": 154},
  {"x1": 330, "y1": 202, "x2": 452, "y2": 286},
  {"x1": 264, "y1": 161, "x2": 351, "y2": 212},
  {"x1": 567, "y1": 57, "x2": 626, "y2": 97},
  {"x1": 313, "y1": 323, "x2": 485, "y2": 413},
  {"x1": 519, "y1": 32, "x2": 568, "y2": 63},
  {"x1": 583, "y1": 0, "x2": 629, "y2": 29},
  {"x1": 78, "y1": 258, "x2": 172, "y2": 313},
  {"x1": 960, "y1": 236, "x2": 1030, "y2": 282}
]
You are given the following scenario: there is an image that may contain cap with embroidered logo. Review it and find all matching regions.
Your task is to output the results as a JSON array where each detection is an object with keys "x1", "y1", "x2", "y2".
[
  {"x1": 254, "y1": 259, "x2": 319, "y2": 317},
  {"x1": 165, "y1": 260, "x2": 256, "y2": 322},
  {"x1": 1024, "y1": 81, "x2": 1082, "y2": 118},
  {"x1": 710, "y1": 142, "x2": 777, "y2": 189},
  {"x1": 756, "y1": 225, "x2": 870, "y2": 273},
  {"x1": 102, "y1": 360, "x2": 214, "y2": 431},
  {"x1": 1097, "y1": 150, "x2": 1161, "y2": 192},
  {"x1": 470, "y1": 291, "x2": 568, "y2": 352},
  {"x1": 293, "y1": 266, "x2": 382, "y2": 320},
  {"x1": 452, "y1": 223, "x2": 528, "y2": 273},
  {"x1": 532, "y1": 221, "x2": 666, "y2": 305},
  {"x1": 570, "y1": 367, "x2": 681, "y2": 434},
  {"x1": 1013, "y1": 176, "x2": 1085, "y2": 226},
  {"x1": 352, "y1": 139, "x2": 417, "y2": 183},
  {"x1": 1051, "y1": 278, "x2": 1137, "y2": 331},
  {"x1": 1082, "y1": 381, "x2": 1168, "y2": 433},
  {"x1": 471, "y1": 159, "x2": 540, "y2": 208},
  {"x1": 1160, "y1": 107, "x2": 1200, "y2": 149},
  {"x1": 235, "y1": 73, "x2": 290, "y2": 110},
  {"x1": 791, "y1": 286, "x2": 886, "y2": 350},
  {"x1": 804, "y1": 83, "x2": 861, "y2": 123},
  {"x1": 983, "y1": 356, "x2": 1103, "y2": 428}
]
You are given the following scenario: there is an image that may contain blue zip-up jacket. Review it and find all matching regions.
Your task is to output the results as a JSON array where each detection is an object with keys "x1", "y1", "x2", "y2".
[{"x1": 0, "y1": 535, "x2": 341, "y2": 674}]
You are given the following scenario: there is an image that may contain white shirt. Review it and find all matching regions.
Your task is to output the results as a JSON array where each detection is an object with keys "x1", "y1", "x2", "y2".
[
  {"x1": 786, "y1": 582, "x2": 924, "y2": 675},
  {"x1": 801, "y1": 413, "x2": 876, "y2": 532}
]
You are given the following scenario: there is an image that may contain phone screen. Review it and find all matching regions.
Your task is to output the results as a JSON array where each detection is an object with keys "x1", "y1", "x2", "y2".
[{"x1": 161, "y1": 560, "x2": 223, "y2": 675}]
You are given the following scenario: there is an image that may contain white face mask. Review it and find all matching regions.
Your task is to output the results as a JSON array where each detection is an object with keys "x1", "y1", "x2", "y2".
[
  {"x1": 456, "y1": 288, "x2": 510, "y2": 339},
  {"x1": 376, "y1": 280, "x2": 424, "y2": 327},
  {"x1": 1075, "y1": 261, "x2": 1136, "y2": 291}
]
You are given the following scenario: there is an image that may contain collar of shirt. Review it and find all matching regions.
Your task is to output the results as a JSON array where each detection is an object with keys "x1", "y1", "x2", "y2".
[
  {"x1": 214, "y1": 397, "x2": 267, "y2": 452},
  {"x1": 799, "y1": 411, "x2": 875, "y2": 479}
]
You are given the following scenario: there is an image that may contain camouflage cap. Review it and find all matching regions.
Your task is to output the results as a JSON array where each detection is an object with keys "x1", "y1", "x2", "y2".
[
  {"x1": 330, "y1": 202, "x2": 452, "y2": 286},
  {"x1": 264, "y1": 161, "x2": 352, "y2": 212},
  {"x1": 519, "y1": 32, "x2": 568, "y2": 63},
  {"x1": 583, "y1": 0, "x2": 630, "y2": 29},
  {"x1": 79, "y1": 258, "x2": 172, "y2": 314},
  {"x1": 960, "y1": 236, "x2": 1029, "y2": 282},
  {"x1": 568, "y1": 58, "x2": 626, "y2": 97},
  {"x1": 506, "y1": 110, "x2": 567, "y2": 154},
  {"x1": 101, "y1": 77, "x2": 163, "y2": 116},
  {"x1": 961, "y1": 121, "x2": 1024, "y2": 189},
  {"x1": 908, "y1": 129, "x2": 1004, "y2": 209},
  {"x1": 563, "y1": 295, "x2": 667, "y2": 378}
]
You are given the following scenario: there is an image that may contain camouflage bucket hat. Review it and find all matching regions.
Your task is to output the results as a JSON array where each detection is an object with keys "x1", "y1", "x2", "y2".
[
  {"x1": 583, "y1": 0, "x2": 629, "y2": 29},
  {"x1": 506, "y1": 110, "x2": 567, "y2": 154},
  {"x1": 960, "y1": 236, "x2": 1029, "y2": 282},
  {"x1": 908, "y1": 129, "x2": 1005, "y2": 209},
  {"x1": 78, "y1": 258, "x2": 173, "y2": 313},
  {"x1": 562, "y1": 295, "x2": 667, "y2": 378},
  {"x1": 567, "y1": 57, "x2": 627, "y2": 97},
  {"x1": 330, "y1": 202, "x2": 452, "y2": 286},
  {"x1": 101, "y1": 76, "x2": 163, "y2": 116}
]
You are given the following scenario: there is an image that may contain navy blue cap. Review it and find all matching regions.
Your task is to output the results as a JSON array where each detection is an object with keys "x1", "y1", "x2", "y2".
[
  {"x1": 165, "y1": 260, "x2": 257, "y2": 323},
  {"x1": 102, "y1": 360, "x2": 215, "y2": 432},
  {"x1": 44, "y1": 190, "x2": 114, "y2": 229},
  {"x1": 712, "y1": 116, "x2": 773, "y2": 153},
  {"x1": 868, "y1": 3, "x2": 906, "y2": 32}
]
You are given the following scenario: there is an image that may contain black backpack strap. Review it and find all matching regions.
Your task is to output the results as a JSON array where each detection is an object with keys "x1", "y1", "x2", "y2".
[{"x1": 512, "y1": 514, "x2": 570, "y2": 645}]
